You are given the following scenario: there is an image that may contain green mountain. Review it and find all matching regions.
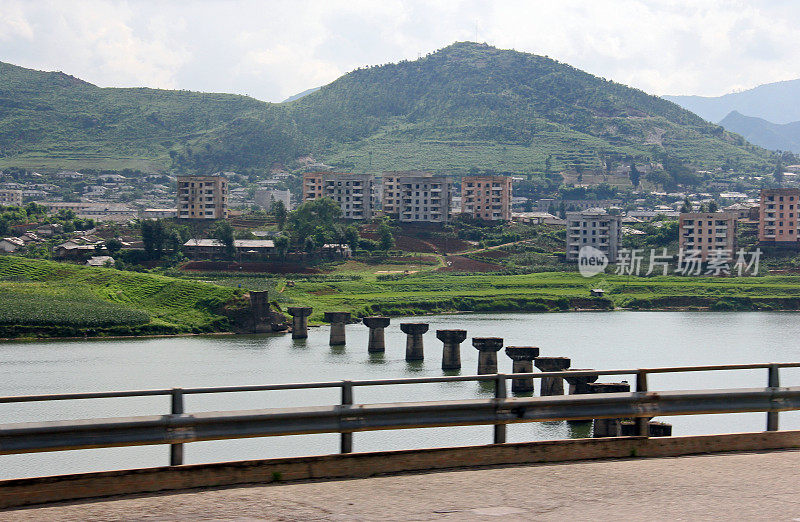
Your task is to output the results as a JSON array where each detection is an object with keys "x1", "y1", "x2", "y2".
[{"x1": 0, "y1": 42, "x2": 772, "y2": 175}]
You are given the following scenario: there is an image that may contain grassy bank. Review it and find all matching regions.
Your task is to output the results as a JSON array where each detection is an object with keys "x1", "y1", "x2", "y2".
[
  {"x1": 271, "y1": 271, "x2": 800, "y2": 320},
  {"x1": 0, "y1": 257, "x2": 243, "y2": 338}
]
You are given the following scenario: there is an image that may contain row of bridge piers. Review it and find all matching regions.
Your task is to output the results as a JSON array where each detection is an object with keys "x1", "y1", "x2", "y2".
[{"x1": 285, "y1": 307, "x2": 672, "y2": 437}]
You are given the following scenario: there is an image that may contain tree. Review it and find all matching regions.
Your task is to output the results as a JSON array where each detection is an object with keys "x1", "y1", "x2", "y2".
[
  {"x1": 708, "y1": 200, "x2": 718, "y2": 212},
  {"x1": 344, "y1": 225, "x2": 360, "y2": 250},
  {"x1": 377, "y1": 220, "x2": 395, "y2": 250},
  {"x1": 272, "y1": 200, "x2": 287, "y2": 230},
  {"x1": 274, "y1": 234, "x2": 289, "y2": 258},
  {"x1": 141, "y1": 219, "x2": 165, "y2": 259},
  {"x1": 213, "y1": 220, "x2": 236, "y2": 258},
  {"x1": 629, "y1": 162, "x2": 640, "y2": 188},
  {"x1": 774, "y1": 157, "x2": 785, "y2": 184},
  {"x1": 287, "y1": 197, "x2": 342, "y2": 247},
  {"x1": 105, "y1": 238, "x2": 123, "y2": 255},
  {"x1": 680, "y1": 197, "x2": 692, "y2": 214}
]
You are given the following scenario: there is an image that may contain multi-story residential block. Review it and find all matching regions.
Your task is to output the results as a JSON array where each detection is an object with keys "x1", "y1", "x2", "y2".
[
  {"x1": 679, "y1": 212, "x2": 737, "y2": 260},
  {"x1": 381, "y1": 171, "x2": 429, "y2": 215},
  {"x1": 323, "y1": 173, "x2": 374, "y2": 220},
  {"x1": 255, "y1": 189, "x2": 291, "y2": 211},
  {"x1": 302, "y1": 172, "x2": 324, "y2": 201},
  {"x1": 565, "y1": 209, "x2": 622, "y2": 262},
  {"x1": 0, "y1": 189, "x2": 23, "y2": 207},
  {"x1": 302, "y1": 172, "x2": 374, "y2": 220},
  {"x1": 395, "y1": 174, "x2": 452, "y2": 223},
  {"x1": 534, "y1": 198, "x2": 622, "y2": 213},
  {"x1": 177, "y1": 174, "x2": 229, "y2": 219},
  {"x1": 461, "y1": 175, "x2": 512, "y2": 220},
  {"x1": 759, "y1": 188, "x2": 800, "y2": 245}
]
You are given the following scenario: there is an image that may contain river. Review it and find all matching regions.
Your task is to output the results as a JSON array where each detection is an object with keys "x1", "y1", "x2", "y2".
[{"x1": 1, "y1": 311, "x2": 799, "y2": 480}]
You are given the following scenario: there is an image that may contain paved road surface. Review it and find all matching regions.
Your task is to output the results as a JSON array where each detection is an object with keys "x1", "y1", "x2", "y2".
[{"x1": 4, "y1": 450, "x2": 800, "y2": 521}]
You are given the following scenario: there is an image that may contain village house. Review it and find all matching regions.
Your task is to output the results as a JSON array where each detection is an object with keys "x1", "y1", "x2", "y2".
[{"x1": 182, "y1": 239, "x2": 276, "y2": 260}]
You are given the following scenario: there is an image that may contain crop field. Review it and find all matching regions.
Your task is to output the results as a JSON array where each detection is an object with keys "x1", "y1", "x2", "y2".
[
  {"x1": 0, "y1": 256, "x2": 242, "y2": 337},
  {"x1": 0, "y1": 290, "x2": 149, "y2": 327},
  {"x1": 273, "y1": 271, "x2": 800, "y2": 320}
]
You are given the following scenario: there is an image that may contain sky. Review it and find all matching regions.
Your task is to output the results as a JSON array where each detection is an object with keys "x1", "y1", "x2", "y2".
[{"x1": 1, "y1": 0, "x2": 798, "y2": 103}]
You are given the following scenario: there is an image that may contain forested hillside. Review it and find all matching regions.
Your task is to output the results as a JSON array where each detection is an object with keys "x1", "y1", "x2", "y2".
[{"x1": 0, "y1": 42, "x2": 772, "y2": 175}]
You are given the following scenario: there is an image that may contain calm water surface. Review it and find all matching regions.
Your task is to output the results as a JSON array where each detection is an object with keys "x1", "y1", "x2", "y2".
[{"x1": 1, "y1": 311, "x2": 800, "y2": 479}]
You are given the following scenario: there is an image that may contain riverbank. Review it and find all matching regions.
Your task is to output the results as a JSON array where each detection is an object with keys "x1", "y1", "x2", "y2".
[
  {"x1": 277, "y1": 271, "x2": 800, "y2": 321},
  {"x1": 0, "y1": 256, "x2": 245, "y2": 339},
  {"x1": 6, "y1": 256, "x2": 800, "y2": 340}
]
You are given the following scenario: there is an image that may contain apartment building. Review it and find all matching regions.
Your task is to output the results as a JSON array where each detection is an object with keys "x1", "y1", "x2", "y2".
[
  {"x1": 395, "y1": 174, "x2": 452, "y2": 223},
  {"x1": 302, "y1": 172, "x2": 374, "y2": 220},
  {"x1": 177, "y1": 174, "x2": 229, "y2": 219},
  {"x1": 565, "y1": 209, "x2": 622, "y2": 262},
  {"x1": 302, "y1": 172, "x2": 324, "y2": 201},
  {"x1": 759, "y1": 188, "x2": 800, "y2": 245},
  {"x1": 255, "y1": 189, "x2": 291, "y2": 211},
  {"x1": 0, "y1": 189, "x2": 23, "y2": 207},
  {"x1": 381, "y1": 171, "x2": 428, "y2": 215},
  {"x1": 679, "y1": 212, "x2": 737, "y2": 260},
  {"x1": 461, "y1": 175, "x2": 512, "y2": 220}
]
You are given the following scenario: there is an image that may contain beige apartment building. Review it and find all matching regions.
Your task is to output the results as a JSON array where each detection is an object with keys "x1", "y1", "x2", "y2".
[
  {"x1": 759, "y1": 188, "x2": 800, "y2": 245},
  {"x1": 461, "y1": 175, "x2": 512, "y2": 220},
  {"x1": 679, "y1": 212, "x2": 737, "y2": 259},
  {"x1": 302, "y1": 172, "x2": 324, "y2": 201},
  {"x1": 177, "y1": 174, "x2": 229, "y2": 219},
  {"x1": 302, "y1": 172, "x2": 374, "y2": 220},
  {"x1": 0, "y1": 189, "x2": 23, "y2": 207},
  {"x1": 394, "y1": 173, "x2": 452, "y2": 223}
]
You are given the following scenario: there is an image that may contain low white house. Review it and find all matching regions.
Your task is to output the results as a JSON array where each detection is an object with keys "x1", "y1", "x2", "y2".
[{"x1": 0, "y1": 237, "x2": 24, "y2": 253}]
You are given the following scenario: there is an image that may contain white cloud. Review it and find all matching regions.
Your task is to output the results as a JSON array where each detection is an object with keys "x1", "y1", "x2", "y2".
[{"x1": 1, "y1": 0, "x2": 799, "y2": 101}]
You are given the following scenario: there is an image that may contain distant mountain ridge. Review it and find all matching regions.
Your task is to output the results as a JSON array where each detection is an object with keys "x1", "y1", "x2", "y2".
[
  {"x1": 664, "y1": 78, "x2": 800, "y2": 124},
  {"x1": 719, "y1": 110, "x2": 800, "y2": 153},
  {"x1": 0, "y1": 42, "x2": 772, "y2": 174},
  {"x1": 281, "y1": 86, "x2": 321, "y2": 103}
]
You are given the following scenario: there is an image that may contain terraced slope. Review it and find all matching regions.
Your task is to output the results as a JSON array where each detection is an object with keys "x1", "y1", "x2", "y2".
[{"x1": 0, "y1": 257, "x2": 243, "y2": 337}]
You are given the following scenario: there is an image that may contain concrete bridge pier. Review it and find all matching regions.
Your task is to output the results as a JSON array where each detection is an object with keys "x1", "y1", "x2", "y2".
[
  {"x1": 324, "y1": 312, "x2": 351, "y2": 346},
  {"x1": 472, "y1": 338, "x2": 504, "y2": 374},
  {"x1": 588, "y1": 382, "x2": 631, "y2": 437},
  {"x1": 437, "y1": 329, "x2": 467, "y2": 370},
  {"x1": 564, "y1": 369, "x2": 600, "y2": 425},
  {"x1": 400, "y1": 323, "x2": 429, "y2": 361},
  {"x1": 504, "y1": 347, "x2": 540, "y2": 392},
  {"x1": 363, "y1": 316, "x2": 390, "y2": 353},
  {"x1": 534, "y1": 357, "x2": 571, "y2": 396},
  {"x1": 564, "y1": 369, "x2": 599, "y2": 395},
  {"x1": 287, "y1": 307, "x2": 313, "y2": 339}
]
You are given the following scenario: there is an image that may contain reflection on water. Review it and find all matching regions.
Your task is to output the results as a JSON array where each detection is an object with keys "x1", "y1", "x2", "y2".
[{"x1": 1, "y1": 311, "x2": 800, "y2": 479}]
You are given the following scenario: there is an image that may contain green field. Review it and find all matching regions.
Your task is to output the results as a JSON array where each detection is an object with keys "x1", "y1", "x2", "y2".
[
  {"x1": 0, "y1": 256, "x2": 243, "y2": 337},
  {"x1": 6, "y1": 255, "x2": 800, "y2": 339},
  {"x1": 272, "y1": 271, "x2": 800, "y2": 320}
]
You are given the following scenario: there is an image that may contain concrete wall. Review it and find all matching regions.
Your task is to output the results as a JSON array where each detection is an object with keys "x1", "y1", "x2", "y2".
[{"x1": 2, "y1": 430, "x2": 799, "y2": 509}]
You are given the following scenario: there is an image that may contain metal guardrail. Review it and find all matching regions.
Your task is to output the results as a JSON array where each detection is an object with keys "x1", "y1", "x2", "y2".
[{"x1": 1, "y1": 363, "x2": 799, "y2": 466}]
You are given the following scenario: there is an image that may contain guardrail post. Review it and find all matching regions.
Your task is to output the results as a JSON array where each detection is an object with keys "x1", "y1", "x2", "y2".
[
  {"x1": 494, "y1": 374, "x2": 507, "y2": 444},
  {"x1": 767, "y1": 364, "x2": 780, "y2": 432},
  {"x1": 170, "y1": 388, "x2": 184, "y2": 466},
  {"x1": 635, "y1": 371, "x2": 650, "y2": 437},
  {"x1": 341, "y1": 381, "x2": 353, "y2": 453}
]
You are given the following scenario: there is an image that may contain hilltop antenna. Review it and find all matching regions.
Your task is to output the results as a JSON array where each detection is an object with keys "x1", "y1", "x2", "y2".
[{"x1": 475, "y1": 20, "x2": 478, "y2": 42}]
